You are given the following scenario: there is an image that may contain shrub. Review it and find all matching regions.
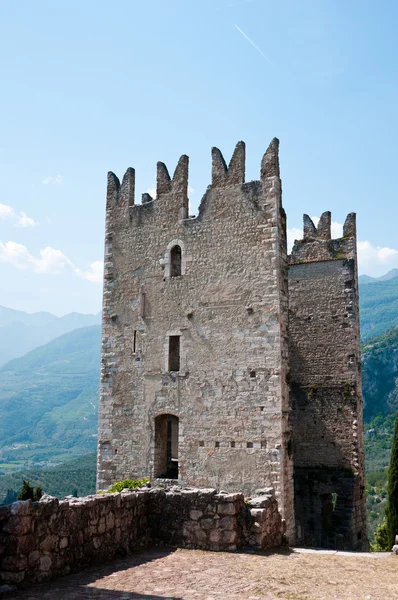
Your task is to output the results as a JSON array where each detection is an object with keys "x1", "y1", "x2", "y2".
[
  {"x1": 108, "y1": 478, "x2": 149, "y2": 493},
  {"x1": 17, "y1": 480, "x2": 43, "y2": 501},
  {"x1": 372, "y1": 521, "x2": 389, "y2": 551}
]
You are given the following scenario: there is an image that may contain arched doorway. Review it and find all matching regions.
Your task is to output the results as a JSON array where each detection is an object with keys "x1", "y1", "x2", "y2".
[{"x1": 154, "y1": 414, "x2": 179, "y2": 479}]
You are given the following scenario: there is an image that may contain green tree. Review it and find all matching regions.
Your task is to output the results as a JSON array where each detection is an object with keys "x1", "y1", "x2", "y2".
[
  {"x1": 17, "y1": 480, "x2": 43, "y2": 501},
  {"x1": 385, "y1": 411, "x2": 398, "y2": 549}
]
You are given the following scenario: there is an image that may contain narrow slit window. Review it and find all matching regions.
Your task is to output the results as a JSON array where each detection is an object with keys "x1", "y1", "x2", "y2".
[
  {"x1": 133, "y1": 330, "x2": 137, "y2": 354},
  {"x1": 170, "y1": 245, "x2": 182, "y2": 277},
  {"x1": 168, "y1": 335, "x2": 180, "y2": 372}
]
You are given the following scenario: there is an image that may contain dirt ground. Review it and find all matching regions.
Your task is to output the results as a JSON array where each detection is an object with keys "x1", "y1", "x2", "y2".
[{"x1": 6, "y1": 547, "x2": 398, "y2": 600}]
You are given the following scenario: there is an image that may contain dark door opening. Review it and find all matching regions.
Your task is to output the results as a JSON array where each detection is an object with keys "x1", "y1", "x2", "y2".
[{"x1": 154, "y1": 414, "x2": 179, "y2": 479}]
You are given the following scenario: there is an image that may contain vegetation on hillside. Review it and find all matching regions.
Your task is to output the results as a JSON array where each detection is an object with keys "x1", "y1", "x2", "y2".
[
  {"x1": 360, "y1": 277, "x2": 398, "y2": 340},
  {"x1": 0, "y1": 325, "x2": 100, "y2": 473},
  {"x1": 0, "y1": 453, "x2": 96, "y2": 503},
  {"x1": 361, "y1": 327, "x2": 398, "y2": 419}
]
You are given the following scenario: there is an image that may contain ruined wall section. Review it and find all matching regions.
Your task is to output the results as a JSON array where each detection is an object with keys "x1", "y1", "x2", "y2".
[
  {"x1": 288, "y1": 213, "x2": 368, "y2": 550},
  {"x1": 97, "y1": 141, "x2": 292, "y2": 523},
  {"x1": 0, "y1": 489, "x2": 282, "y2": 588}
]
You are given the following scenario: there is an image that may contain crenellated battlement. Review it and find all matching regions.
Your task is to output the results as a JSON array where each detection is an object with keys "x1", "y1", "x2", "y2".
[
  {"x1": 289, "y1": 211, "x2": 357, "y2": 265},
  {"x1": 105, "y1": 139, "x2": 281, "y2": 226}
]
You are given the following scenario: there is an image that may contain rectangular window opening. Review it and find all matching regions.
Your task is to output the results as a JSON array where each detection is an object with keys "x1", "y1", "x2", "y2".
[
  {"x1": 168, "y1": 335, "x2": 180, "y2": 372},
  {"x1": 133, "y1": 330, "x2": 137, "y2": 354}
]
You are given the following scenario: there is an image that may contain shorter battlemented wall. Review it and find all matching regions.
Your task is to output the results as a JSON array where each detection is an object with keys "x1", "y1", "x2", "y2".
[{"x1": 0, "y1": 488, "x2": 282, "y2": 588}]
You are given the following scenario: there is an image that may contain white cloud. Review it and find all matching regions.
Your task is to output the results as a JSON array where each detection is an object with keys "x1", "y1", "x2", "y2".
[
  {"x1": 0, "y1": 239, "x2": 102, "y2": 283},
  {"x1": 287, "y1": 227, "x2": 303, "y2": 253},
  {"x1": 0, "y1": 241, "x2": 33, "y2": 270},
  {"x1": 35, "y1": 247, "x2": 75, "y2": 274},
  {"x1": 287, "y1": 217, "x2": 398, "y2": 277},
  {"x1": 42, "y1": 175, "x2": 62, "y2": 185},
  {"x1": 0, "y1": 241, "x2": 73, "y2": 274},
  {"x1": 357, "y1": 241, "x2": 398, "y2": 276},
  {"x1": 76, "y1": 260, "x2": 104, "y2": 284},
  {"x1": 0, "y1": 203, "x2": 14, "y2": 219},
  {"x1": 14, "y1": 211, "x2": 38, "y2": 228}
]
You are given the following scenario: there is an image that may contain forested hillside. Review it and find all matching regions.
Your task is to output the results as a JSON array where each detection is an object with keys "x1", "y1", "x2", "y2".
[
  {"x1": 359, "y1": 276, "x2": 398, "y2": 340},
  {"x1": 0, "y1": 325, "x2": 100, "y2": 473},
  {"x1": 0, "y1": 453, "x2": 96, "y2": 502},
  {"x1": 361, "y1": 327, "x2": 398, "y2": 539}
]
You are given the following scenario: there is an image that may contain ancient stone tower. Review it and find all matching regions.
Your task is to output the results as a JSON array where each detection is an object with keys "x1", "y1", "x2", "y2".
[{"x1": 97, "y1": 140, "x2": 368, "y2": 550}]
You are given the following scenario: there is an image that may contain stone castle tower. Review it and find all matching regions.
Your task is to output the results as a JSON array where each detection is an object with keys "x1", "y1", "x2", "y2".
[{"x1": 97, "y1": 139, "x2": 368, "y2": 550}]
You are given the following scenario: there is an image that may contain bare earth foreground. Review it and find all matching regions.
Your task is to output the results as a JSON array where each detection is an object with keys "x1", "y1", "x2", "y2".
[{"x1": 7, "y1": 548, "x2": 398, "y2": 600}]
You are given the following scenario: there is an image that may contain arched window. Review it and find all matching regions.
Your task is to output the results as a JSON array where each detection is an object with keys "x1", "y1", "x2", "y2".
[
  {"x1": 154, "y1": 414, "x2": 179, "y2": 479},
  {"x1": 170, "y1": 245, "x2": 182, "y2": 277}
]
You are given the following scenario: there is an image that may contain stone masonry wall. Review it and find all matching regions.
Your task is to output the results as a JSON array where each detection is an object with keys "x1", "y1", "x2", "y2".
[
  {"x1": 288, "y1": 213, "x2": 368, "y2": 550},
  {"x1": 97, "y1": 140, "x2": 292, "y2": 525},
  {"x1": 0, "y1": 489, "x2": 282, "y2": 588}
]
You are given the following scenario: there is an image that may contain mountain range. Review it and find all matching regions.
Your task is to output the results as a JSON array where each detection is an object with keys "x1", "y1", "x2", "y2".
[
  {"x1": 0, "y1": 325, "x2": 100, "y2": 474},
  {"x1": 0, "y1": 305, "x2": 101, "y2": 367}
]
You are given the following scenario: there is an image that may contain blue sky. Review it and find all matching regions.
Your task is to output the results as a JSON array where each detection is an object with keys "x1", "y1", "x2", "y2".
[{"x1": 1, "y1": 0, "x2": 397, "y2": 315}]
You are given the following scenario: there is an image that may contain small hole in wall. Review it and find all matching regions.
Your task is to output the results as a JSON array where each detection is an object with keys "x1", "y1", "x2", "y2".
[
  {"x1": 215, "y1": 441, "x2": 220, "y2": 448},
  {"x1": 246, "y1": 306, "x2": 254, "y2": 315},
  {"x1": 261, "y1": 441, "x2": 267, "y2": 449},
  {"x1": 357, "y1": 531, "x2": 362, "y2": 540},
  {"x1": 249, "y1": 370, "x2": 256, "y2": 378},
  {"x1": 230, "y1": 441, "x2": 235, "y2": 448},
  {"x1": 114, "y1": 449, "x2": 118, "y2": 455},
  {"x1": 111, "y1": 314, "x2": 117, "y2": 322},
  {"x1": 247, "y1": 442, "x2": 253, "y2": 449},
  {"x1": 199, "y1": 441, "x2": 204, "y2": 447},
  {"x1": 260, "y1": 406, "x2": 264, "y2": 412}
]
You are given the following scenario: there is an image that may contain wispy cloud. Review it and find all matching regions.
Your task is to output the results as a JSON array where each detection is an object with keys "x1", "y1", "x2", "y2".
[
  {"x1": 0, "y1": 203, "x2": 39, "y2": 227},
  {"x1": 42, "y1": 175, "x2": 62, "y2": 185},
  {"x1": 0, "y1": 239, "x2": 103, "y2": 283},
  {"x1": 14, "y1": 211, "x2": 38, "y2": 228},
  {"x1": 234, "y1": 24, "x2": 277, "y2": 69},
  {"x1": 0, "y1": 203, "x2": 15, "y2": 219}
]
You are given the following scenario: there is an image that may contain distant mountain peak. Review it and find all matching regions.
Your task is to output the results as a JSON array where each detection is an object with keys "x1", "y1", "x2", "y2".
[
  {"x1": 359, "y1": 269, "x2": 398, "y2": 285},
  {"x1": 0, "y1": 305, "x2": 101, "y2": 367}
]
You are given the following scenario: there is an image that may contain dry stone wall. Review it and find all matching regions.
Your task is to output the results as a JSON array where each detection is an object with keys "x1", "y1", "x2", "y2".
[{"x1": 0, "y1": 488, "x2": 282, "y2": 588}]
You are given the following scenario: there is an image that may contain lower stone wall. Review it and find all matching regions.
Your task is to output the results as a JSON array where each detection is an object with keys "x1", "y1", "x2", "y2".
[{"x1": 0, "y1": 488, "x2": 282, "y2": 588}]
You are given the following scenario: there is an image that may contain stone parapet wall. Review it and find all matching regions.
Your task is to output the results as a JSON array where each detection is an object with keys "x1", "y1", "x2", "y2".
[{"x1": 0, "y1": 488, "x2": 282, "y2": 588}]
